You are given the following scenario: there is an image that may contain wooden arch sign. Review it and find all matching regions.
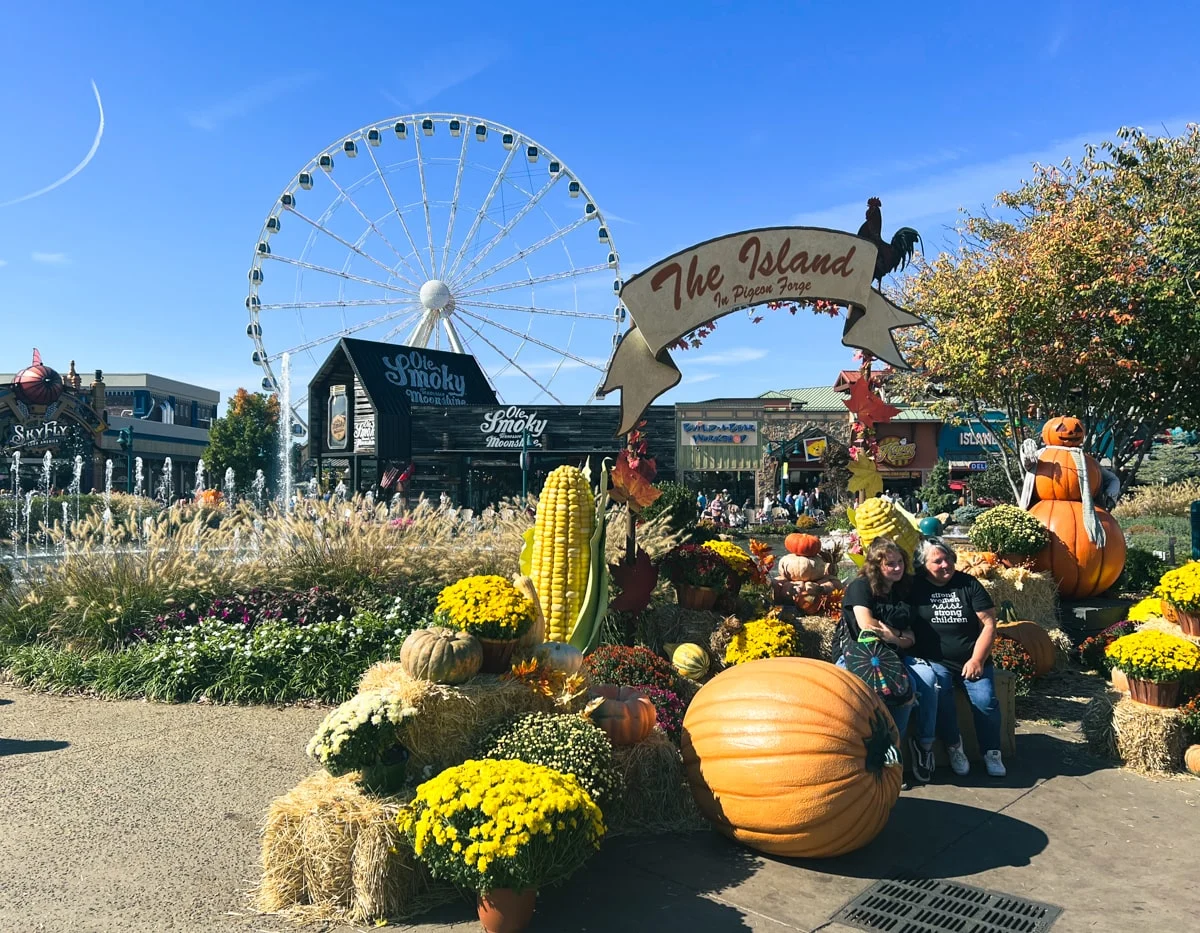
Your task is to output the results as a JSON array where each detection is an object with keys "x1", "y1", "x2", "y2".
[{"x1": 599, "y1": 226, "x2": 924, "y2": 435}]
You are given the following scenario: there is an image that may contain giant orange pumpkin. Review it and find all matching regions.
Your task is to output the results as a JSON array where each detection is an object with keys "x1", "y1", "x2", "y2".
[
  {"x1": 1033, "y1": 447, "x2": 1101, "y2": 502},
  {"x1": 1041, "y1": 416, "x2": 1086, "y2": 447},
  {"x1": 1184, "y1": 745, "x2": 1200, "y2": 777},
  {"x1": 996, "y1": 605, "x2": 1056, "y2": 676},
  {"x1": 1030, "y1": 500, "x2": 1126, "y2": 599},
  {"x1": 680, "y1": 658, "x2": 902, "y2": 858},
  {"x1": 785, "y1": 533, "x2": 821, "y2": 557}
]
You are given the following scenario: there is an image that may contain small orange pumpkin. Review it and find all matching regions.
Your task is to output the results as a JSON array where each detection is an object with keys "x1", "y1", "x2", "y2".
[
  {"x1": 587, "y1": 684, "x2": 656, "y2": 745},
  {"x1": 1041, "y1": 415, "x2": 1086, "y2": 447},
  {"x1": 1184, "y1": 745, "x2": 1200, "y2": 777},
  {"x1": 996, "y1": 604, "x2": 1055, "y2": 676},
  {"x1": 785, "y1": 533, "x2": 821, "y2": 557},
  {"x1": 1030, "y1": 499, "x2": 1126, "y2": 599},
  {"x1": 681, "y1": 658, "x2": 902, "y2": 858}
]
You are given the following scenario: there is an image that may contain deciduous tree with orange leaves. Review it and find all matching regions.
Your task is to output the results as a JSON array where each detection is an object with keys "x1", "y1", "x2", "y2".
[{"x1": 896, "y1": 125, "x2": 1200, "y2": 495}]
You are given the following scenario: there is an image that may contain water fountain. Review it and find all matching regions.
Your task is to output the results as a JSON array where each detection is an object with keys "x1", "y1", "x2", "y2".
[
  {"x1": 224, "y1": 467, "x2": 236, "y2": 504},
  {"x1": 252, "y1": 470, "x2": 265, "y2": 511},
  {"x1": 133, "y1": 457, "x2": 144, "y2": 540},
  {"x1": 278, "y1": 352, "x2": 294, "y2": 511},
  {"x1": 102, "y1": 459, "x2": 114, "y2": 543},
  {"x1": 40, "y1": 451, "x2": 53, "y2": 551},
  {"x1": 69, "y1": 455, "x2": 83, "y2": 531},
  {"x1": 158, "y1": 457, "x2": 174, "y2": 506},
  {"x1": 9, "y1": 451, "x2": 20, "y2": 557},
  {"x1": 24, "y1": 490, "x2": 34, "y2": 557},
  {"x1": 193, "y1": 458, "x2": 206, "y2": 501},
  {"x1": 308, "y1": 477, "x2": 319, "y2": 498}
]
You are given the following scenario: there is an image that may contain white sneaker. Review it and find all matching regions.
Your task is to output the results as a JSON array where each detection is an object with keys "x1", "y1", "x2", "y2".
[
  {"x1": 985, "y1": 750, "x2": 1007, "y2": 777},
  {"x1": 947, "y1": 740, "x2": 970, "y2": 776}
]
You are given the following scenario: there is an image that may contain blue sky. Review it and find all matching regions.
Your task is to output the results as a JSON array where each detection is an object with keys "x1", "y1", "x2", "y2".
[{"x1": 2, "y1": 0, "x2": 1197, "y2": 417}]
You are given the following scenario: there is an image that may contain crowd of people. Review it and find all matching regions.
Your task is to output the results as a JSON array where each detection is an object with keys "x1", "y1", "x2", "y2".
[{"x1": 696, "y1": 487, "x2": 832, "y2": 527}]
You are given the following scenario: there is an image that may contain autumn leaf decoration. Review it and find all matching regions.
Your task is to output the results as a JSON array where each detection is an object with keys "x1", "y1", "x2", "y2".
[
  {"x1": 847, "y1": 448, "x2": 884, "y2": 499},
  {"x1": 842, "y1": 377, "x2": 900, "y2": 431},
  {"x1": 609, "y1": 548, "x2": 658, "y2": 613},
  {"x1": 608, "y1": 421, "x2": 662, "y2": 513}
]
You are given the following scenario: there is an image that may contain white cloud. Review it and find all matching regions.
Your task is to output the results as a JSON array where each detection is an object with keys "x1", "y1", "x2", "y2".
[
  {"x1": 386, "y1": 41, "x2": 509, "y2": 107},
  {"x1": 187, "y1": 74, "x2": 319, "y2": 131},
  {"x1": 682, "y1": 372, "x2": 720, "y2": 385},
  {"x1": 686, "y1": 347, "x2": 768, "y2": 366},
  {"x1": 793, "y1": 116, "x2": 1199, "y2": 233},
  {"x1": 0, "y1": 258, "x2": 8, "y2": 267},
  {"x1": 31, "y1": 252, "x2": 69, "y2": 264}
]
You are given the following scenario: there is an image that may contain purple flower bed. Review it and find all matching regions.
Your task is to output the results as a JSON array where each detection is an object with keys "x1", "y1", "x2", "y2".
[
  {"x1": 632, "y1": 683, "x2": 687, "y2": 742},
  {"x1": 134, "y1": 586, "x2": 354, "y2": 642}
]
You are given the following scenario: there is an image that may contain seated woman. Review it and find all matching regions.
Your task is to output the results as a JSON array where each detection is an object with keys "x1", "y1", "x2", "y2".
[
  {"x1": 909, "y1": 537, "x2": 1006, "y2": 778},
  {"x1": 838, "y1": 537, "x2": 939, "y2": 785}
]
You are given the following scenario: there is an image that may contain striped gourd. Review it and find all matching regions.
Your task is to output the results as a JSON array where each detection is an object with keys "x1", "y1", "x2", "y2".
[{"x1": 530, "y1": 465, "x2": 596, "y2": 642}]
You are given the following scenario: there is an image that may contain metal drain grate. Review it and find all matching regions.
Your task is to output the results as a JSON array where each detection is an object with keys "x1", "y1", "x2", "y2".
[{"x1": 831, "y1": 877, "x2": 1062, "y2": 933}]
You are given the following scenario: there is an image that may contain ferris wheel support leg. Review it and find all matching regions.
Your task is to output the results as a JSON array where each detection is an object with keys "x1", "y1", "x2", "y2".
[
  {"x1": 442, "y1": 317, "x2": 467, "y2": 355},
  {"x1": 407, "y1": 311, "x2": 438, "y2": 348}
]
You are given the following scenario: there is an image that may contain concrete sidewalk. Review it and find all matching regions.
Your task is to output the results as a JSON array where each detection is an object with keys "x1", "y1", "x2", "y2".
[{"x1": 2, "y1": 683, "x2": 1196, "y2": 932}]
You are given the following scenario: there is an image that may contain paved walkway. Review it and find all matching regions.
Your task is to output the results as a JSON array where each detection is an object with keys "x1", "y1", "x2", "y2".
[{"x1": 3, "y1": 683, "x2": 1196, "y2": 932}]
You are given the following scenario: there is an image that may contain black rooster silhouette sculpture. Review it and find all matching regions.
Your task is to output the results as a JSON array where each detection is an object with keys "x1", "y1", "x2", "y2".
[{"x1": 857, "y1": 197, "x2": 922, "y2": 288}]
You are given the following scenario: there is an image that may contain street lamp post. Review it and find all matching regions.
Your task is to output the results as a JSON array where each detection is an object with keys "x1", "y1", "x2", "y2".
[{"x1": 780, "y1": 459, "x2": 789, "y2": 501}]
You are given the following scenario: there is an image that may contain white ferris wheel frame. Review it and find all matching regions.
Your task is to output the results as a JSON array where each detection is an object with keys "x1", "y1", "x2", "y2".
[{"x1": 244, "y1": 112, "x2": 626, "y2": 427}]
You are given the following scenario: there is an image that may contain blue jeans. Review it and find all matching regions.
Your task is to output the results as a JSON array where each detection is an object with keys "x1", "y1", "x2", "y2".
[
  {"x1": 836, "y1": 656, "x2": 937, "y2": 745},
  {"x1": 928, "y1": 661, "x2": 1002, "y2": 753}
]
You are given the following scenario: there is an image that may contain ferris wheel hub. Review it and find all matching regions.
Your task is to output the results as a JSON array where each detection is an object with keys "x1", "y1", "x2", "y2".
[{"x1": 419, "y1": 279, "x2": 454, "y2": 312}]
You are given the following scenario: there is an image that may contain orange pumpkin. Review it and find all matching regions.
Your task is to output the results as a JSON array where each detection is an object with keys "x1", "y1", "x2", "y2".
[
  {"x1": 587, "y1": 684, "x2": 656, "y2": 745},
  {"x1": 1041, "y1": 415, "x2": 1086, "y2": 447},
  {"x1": 785, "y1": 533, "x2": 821, "y2": 557},
  {"x1": 1184, "y1": 745, "x2": 1200, "y2": 777},
  {"x1": 1033, "y1": 447, "x2": 1101, "y2": 502},
  {"x1": 1030, "y1": 499, "x2": 1126, "y2": 599},
  {"x1": 680, "y1": 658, "x2": 902, "y2": 858},
  {"x1": 995, "y1": 605, "x2": 1055, "y2": 676}
]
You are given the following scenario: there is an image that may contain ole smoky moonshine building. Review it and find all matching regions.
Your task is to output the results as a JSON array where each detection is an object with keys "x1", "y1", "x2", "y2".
[{"x1": 307, "y1": 338, "x2": 675, "y2": 508}]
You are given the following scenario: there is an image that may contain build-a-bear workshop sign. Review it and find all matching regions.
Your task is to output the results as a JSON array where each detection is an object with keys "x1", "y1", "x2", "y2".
[{"x1": 600, "y1": 227, "x2": 924, "y2": 435}]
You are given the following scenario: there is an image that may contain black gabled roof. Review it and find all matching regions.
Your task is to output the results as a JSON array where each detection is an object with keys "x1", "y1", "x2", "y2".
[{"x1": 326, "y1": 338, "x2": 498, "y2": 412}]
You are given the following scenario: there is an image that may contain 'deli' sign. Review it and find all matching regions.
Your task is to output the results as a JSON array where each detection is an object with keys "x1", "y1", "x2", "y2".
[{"x1": 599, "y1": 227, "x2": 924, "y2": 435}]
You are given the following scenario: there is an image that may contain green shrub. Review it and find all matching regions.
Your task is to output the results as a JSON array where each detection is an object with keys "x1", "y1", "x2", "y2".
[
  {"x1": 640, "y1": 481, "x2": 697, "y2": 533},
  {"x1": 1113, "y1": 547, "x2": 1169, "y2": 596},
  {"x1": 952, "y1": 504, "x2": 987, "y2": 525}
]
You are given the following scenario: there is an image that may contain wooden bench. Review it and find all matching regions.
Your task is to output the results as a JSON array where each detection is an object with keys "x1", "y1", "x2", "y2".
[{"x1": 900, "y1": 669, "x2": 1016, "y2": 767}]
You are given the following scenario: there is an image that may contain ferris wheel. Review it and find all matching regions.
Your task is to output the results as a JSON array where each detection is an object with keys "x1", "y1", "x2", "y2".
[{"x1": 245, "y1": 113, "x2": 626, "y2": 428}]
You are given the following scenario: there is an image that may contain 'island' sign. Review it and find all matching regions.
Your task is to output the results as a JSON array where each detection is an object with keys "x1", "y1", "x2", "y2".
[
  {"x1": 480, "y1": 407, "x2": 548, "y2": 449},
  {"x1": 680, "y1": 421, "x2": 758, "y2": 446}
]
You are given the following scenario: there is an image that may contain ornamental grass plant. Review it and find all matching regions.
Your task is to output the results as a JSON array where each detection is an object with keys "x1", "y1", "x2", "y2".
[
  {"x1": 968, "y1": 505, "x2": 1049, "y2": 557},
  {"x1": 1106, "y1": 630, "x2": 1200, "y2": 683},
  {"x1": 435, "y1": 575, "x2": 534, "y2": 641},
  {"x1": 477, "y1": 712, "x2": 621, "y2": 811},
  {"x1": 307, "y1": 688, "x2": 414, "y2": 775},
  {"x1": 1114, "y1": 479, "x2": 1200, "y2": 518},
  {"x1": 397, "y1": 759, "x2": 605, "y2": 893}
]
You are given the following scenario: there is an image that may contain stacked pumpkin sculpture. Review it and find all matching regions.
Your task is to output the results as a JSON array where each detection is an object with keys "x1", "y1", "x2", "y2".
[
  {"x1": 681, "y1": 658, "x2": 903, "y2": 858},
  {"x1": 1021, "y1": 416, "x2": 1125, "y2": 599}
]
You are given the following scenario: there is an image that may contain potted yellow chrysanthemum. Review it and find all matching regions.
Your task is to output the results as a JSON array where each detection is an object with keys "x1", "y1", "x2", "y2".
[
  {"x1": 397, "y1": 758, "x2": 605, "y2": 932},
  {"x1": 1155, "y1": 562, "x2": 1200, "y2": 637},
  {"x1": 435, "y1": 575, "x2": 535, "y2": 673},
  {"x1": 1105, "y1": 630, "x2": 1200, "y2": 708}
]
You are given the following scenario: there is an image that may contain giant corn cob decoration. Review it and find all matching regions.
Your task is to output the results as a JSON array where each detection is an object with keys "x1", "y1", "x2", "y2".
[
  {"x1": 847, "y1": 496, "x2": 921, "y2": 570},
  {"x1": 524, "y1": 461, "x2": 611, "y2": 651}
]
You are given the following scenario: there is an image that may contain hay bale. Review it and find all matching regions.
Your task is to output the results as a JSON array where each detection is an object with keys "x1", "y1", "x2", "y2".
[
  {"x1": 1136, "y1": 617, "x2": 1200, "y2": 647},
  {"x1": 980, "y1": 567, "x2": 1059, "y2": 628},
  {"x1": 1082, "y1": 692, "x2": 1119, "y2": 760},
  {"x1": 643, "y1": 605, "x2": 724, "y2": 654},
  {"x1": 1112, "y1": 697, "x2": 1189, "y2": 774},
  {"x1": 794, "y1": 615, "x2": 838, "y2": 662},
  {"x1": 257, "y1": 771, "x2": 455, "y2": 924},
  {"x1": 355, "y1": 665, "x2": 586, "y2": 774},
  {"x1": 608, "y1": 731, "x2": 706, "y2": 836}
]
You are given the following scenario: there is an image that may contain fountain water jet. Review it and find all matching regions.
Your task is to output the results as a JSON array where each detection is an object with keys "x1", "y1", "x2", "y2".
[{"x1": 278, "y1": 352, "x2": 293, "y2": 511}]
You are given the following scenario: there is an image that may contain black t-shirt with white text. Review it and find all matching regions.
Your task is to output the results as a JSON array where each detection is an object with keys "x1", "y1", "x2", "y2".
[
  {"x1": 909, "y1": 571, "x2": 995, "y2": 669},
  {"x1": 838, "y1": 575, "x2": 913, "y2": 657}
]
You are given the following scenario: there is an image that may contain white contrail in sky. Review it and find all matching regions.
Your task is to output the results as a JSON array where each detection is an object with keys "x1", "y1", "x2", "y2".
[{"x1": 1, "y1": 80, "x2": 105, "y2": 208}]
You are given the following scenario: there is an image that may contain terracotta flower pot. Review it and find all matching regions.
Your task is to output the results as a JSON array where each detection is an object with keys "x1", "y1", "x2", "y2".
[
  {"x1": 477, "y1": 887, "x2": 537, "y2": 933},
  {"x1": 1127, "y1": 677, "x2": 1180, "y2": 709},
  {"x1": 676, "y1": 583, "x2": 719, "y2": 610},
  {"x1": 1171, "y1": 606, "x2": 1200, "y2": 638},
  {"x1": 478, "y1": 637, "x2": 520, "y2": 674}
]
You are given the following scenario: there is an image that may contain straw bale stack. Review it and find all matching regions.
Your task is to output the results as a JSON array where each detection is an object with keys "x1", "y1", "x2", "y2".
[
  {"x1": 1081, "y1": 692, "x2": 1189, "y2": 774},
  {"x1": 607, "y1": 730, "x2": 706, "y2": 837}
]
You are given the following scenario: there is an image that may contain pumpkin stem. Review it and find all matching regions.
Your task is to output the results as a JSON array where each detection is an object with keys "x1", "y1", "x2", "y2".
[{"x1": 864, "y1": 710, "x2": 902, "y2": 775}]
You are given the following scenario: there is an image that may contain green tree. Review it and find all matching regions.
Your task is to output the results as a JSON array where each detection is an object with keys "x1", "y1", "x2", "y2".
[
  {"x1": 967, "y1": 453, "x2": 1018, "y2": 504},
  {"x1": 1133, "y1": 442, "x2": 1200, "y2": 486},
  {"x1": 202, "y1": 389, "x2": 280, "y2": 492},
  {"x1": 918, "y1": 460, "x2": 956, "y2": 515},
  {"x1": 896, "y1": 126, "x2": 1200, "y2": 494}
]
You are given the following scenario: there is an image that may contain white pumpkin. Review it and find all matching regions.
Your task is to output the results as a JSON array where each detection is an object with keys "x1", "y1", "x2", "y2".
[{"x1": 536, "y1": 641, "x2": 584, "y2": 674}]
